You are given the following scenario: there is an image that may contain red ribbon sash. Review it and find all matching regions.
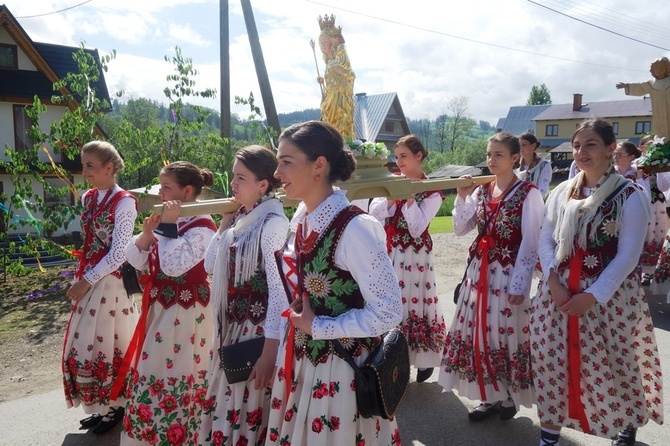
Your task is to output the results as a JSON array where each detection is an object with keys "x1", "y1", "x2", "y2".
[
  {"x1": 110, "y1": 274, "x2": 152, "y2": 400},
  {"x1": 566, "y1": 249, "x2": 590, "y2": 433},
  {"x1": 474, "y1": 234, "x2": 500, "y2": 400}
]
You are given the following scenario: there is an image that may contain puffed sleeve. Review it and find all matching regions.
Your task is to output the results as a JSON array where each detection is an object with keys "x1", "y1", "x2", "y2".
[
  {"x1": 125, "y1": 235, "x2": 150, "y2": 271},
  {"x1": 538, "y1": 161, "x2": 552, "y2": 198},
  {"x1": 368, "y1": 197, "x2": 394, "y2": 222},
  {"x1": 155, "y1": 219, "x2": 216, "y2": 277},
  {"x1": 584, "y1": 191, "x2": 649, "y2": 303},
  {"x1": 310, "y1": 214, "x2": 402, "y2": 339},
  {"x1": 83, "y1": 195, "x2": 137, "y2": 285},
  {"x1": 656, "y1": 172, "x2": 670, "y2": 192},
  {"x1": 261, "y1": 215, "x2": 290, "y2": 340},
  {"x1": 402, "y1": 192, "x2": 442, "y2": 238},
  {"x1": 508, "y1": 187, "x2": 544, "y2": 296},
  {"x1": 453, "y1": 187, "x2": 480, "y2": 236}
]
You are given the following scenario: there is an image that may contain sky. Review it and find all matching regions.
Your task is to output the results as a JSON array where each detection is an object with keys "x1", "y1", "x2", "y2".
[{"x1": 6, "y1": 0, "x2": 670, "y2": 127}]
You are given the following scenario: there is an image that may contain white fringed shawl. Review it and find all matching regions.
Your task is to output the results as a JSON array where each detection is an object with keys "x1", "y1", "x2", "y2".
[
  {"x1": 546, "y1": 169, "x2": 650, "y2": 265},
  {"x1": 211, "y1": 196, "x2": 285, "y2": 326}
]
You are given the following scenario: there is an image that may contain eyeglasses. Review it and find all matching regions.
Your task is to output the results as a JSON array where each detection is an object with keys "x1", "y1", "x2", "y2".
[{"x1": 613, "y1": 153, "x2": 631, "y2": 159}]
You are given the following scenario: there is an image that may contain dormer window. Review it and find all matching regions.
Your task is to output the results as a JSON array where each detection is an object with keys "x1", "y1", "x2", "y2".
[{"x1": 0, "y1": 43, "x2": 18, "y2": 69}]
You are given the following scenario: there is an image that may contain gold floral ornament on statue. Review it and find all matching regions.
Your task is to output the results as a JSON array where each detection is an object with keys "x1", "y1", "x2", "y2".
[{"x1": 637, "y1": 136, "x2": 670, "y2": 173}]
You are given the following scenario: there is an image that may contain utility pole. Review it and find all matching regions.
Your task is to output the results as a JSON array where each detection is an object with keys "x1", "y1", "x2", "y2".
[
  {"x1": 240, "y1": 0, "x2": 281, "y2": 143},
  {"x1": 219, "y1": 0, "x2": 230, "y2": 140}
]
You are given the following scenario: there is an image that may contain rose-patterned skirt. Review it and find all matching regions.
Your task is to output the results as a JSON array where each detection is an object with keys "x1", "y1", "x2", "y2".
[
  {"x1": 438, "y1": 258, "x2": 534, "y2": 409},
  {"x1": 266, "y1": 345, "x2": 401, "y2": 446},
  {"x1": 640, "y1": 200, "x2": 668, "y2": 272},
  {"x1": 530, "y1": 274, "x2": 664, "y2": 439},
  {"x1": 391, "y1": 244, "x2": 446, "y2": 368},
  {"x1": 198, "y1": 319, "x2": 270, "y2": 446},
  {"x1": 62, "y1": 275, "x2": 138, "y2": 414},
  {"x1": 651, "y1": 231, "x2": 670, "y2": 302},
  {"x1": 121, "y1": 299, "x2": 213, "y2": 445}
]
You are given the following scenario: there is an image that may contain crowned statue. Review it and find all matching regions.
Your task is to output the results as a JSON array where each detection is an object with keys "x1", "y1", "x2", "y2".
[{"x1": 316, "y1": 14, "x2": 356, "y2": 140}]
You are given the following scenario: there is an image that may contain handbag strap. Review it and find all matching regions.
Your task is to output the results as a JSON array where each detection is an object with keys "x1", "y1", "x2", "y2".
[
  {"x1": 459, "y1": 179, "x2": 521, "y2": 283},
  {"x1": 333, "y1": 339, "x2": 364, "y2": 374}
]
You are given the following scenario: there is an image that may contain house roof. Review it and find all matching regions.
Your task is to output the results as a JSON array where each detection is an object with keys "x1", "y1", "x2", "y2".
[
  {"x1": 354, "y1": 92, "x2": 410, "y2": 142},
  {"x1": 0, "y1": 6, "x2": 110, "y2": 105},
  {"x1": 429, "y1": 164, "x2": 482, "y2": 178},
  {"x1": 497, "y1": 104, "x2": 551, "y2": 135},
  {"x1": 533, "y1": 99, "x2": 652, "y2": 121}
]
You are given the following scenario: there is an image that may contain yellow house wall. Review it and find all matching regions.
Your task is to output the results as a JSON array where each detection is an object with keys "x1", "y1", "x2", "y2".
[{"x1": 536, "y1": 116, "x2": 652, "y2": 141}]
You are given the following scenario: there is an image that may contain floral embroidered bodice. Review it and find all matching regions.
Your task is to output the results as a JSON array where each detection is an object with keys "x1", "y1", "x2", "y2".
[{"x1": 384, "y1": 190, "x2": 441, "y2": 253}]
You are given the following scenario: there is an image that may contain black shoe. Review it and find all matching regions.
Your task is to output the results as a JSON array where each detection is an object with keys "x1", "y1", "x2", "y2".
[
  {"x1": 641, "y1": 274, "x2": 651, "y2": 286},
  {"x1": 416, "y1": 368, "x2": 434, "y2": 383},
  {"x1": 612, "y1": 427, "x2": 637, "y2": 446},
  {"x1": 79, "y1": 413, "x2": 103, "y2": 428},
  {"x1": 92, "y1": 407, "x2": 124, "y2": 435},
  {"x1": 468, "y1": 401, "x2": 501, "y2": 422},
  {"x1": 499, "y1": 401, "x2": 518, "y2": 421}
]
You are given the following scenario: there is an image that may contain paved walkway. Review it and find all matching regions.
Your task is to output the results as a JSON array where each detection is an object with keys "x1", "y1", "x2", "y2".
[{"x1": 2, "y1": 292, "x2": 668, "y2": 446}]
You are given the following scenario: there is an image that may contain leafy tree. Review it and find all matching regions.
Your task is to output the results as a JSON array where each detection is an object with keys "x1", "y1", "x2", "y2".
[
  {"x1": 445, "y1": 96, "x2": 477, "y2": 152},
  {"x1": 434, "y1": 113, "x2": 449, "y2": 153},
  {"x1": 527, "y1": 84, "x2": 552, "y2": 105}
]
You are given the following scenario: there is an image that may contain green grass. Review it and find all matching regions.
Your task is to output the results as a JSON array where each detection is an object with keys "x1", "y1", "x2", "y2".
[{"x1": 429, "y1": 216, "x2": 453, "y2": 234}]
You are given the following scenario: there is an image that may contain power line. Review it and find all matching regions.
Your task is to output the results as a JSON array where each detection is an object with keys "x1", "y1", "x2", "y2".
[
  {"x1": 541, "y1": 0, "x2": 670, "y2": 43},
  {"x1": 527, "y1": 0, "x2": 670, "y2": 51},
  {"x1": 15, "y1": 0, "x2": 93, "y2": 19},
  {"x1": 306, "y1": 0, "x2": 649, "y2": 73}
]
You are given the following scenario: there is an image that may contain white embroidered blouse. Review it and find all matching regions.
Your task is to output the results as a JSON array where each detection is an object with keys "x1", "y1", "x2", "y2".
[
  {"x1": 204, "y1": 214, "x2": 289, "y2": 341},
  {"x1": 368, "y1": 192, "x2": 442, "y2": 237},
  {"x1": 82, "y1": 186, "x2": 137, "y2": 285},
  {"x1": 125, "y1": 215, "x2": 216, "y2": 277},
  {"x1": 453, "y1": 183, "x2": 544, "y2": 297},
  {"x1": 283, "y1": 190, "x2": 402, "y2": 340}
]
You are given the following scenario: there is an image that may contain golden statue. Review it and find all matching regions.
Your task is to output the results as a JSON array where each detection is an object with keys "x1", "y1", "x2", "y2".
[{"x1": 316, "y1": 14, "x2": 356, "y2": 139}]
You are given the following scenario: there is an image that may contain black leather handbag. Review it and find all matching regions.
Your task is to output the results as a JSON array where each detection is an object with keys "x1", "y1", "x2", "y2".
[
  {"x1": 219, "y1": 336, "x2": 265, "y2": 384},
  {"x1": 334, "y1": 329, "x2": 410, "y2": 419},
  {"x1": 120, "y1": 262, "x2": 143, "y2": 296}
]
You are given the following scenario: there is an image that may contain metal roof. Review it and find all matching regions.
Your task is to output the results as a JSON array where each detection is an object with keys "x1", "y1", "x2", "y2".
[
  {"x1": 354, "y1": 92, "x2": 409, "y2": 142},
  {"x1": 497, "y1": 105, "x2": 551, "y2": 135},
  {"x1": 533, "y1": 99, "x2": 652, "y2": 121}
]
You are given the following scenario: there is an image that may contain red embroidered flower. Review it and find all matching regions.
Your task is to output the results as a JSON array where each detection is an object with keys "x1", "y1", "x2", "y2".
[
  {"x1": 138, "y1": 403, "x2": 153, "y2": 423},
  {"x1": 311, "y1": 417, "x2": 324, "y2": 433},
  {"x1": 284, "y1": 408, "x2": 294, "y2": 422},
  {"x1": 149, "y1": 379, "x2": 165, "y2": 396},
  {"x1": 166, "y1": 423, "x2": 186, "y2": 446},
  {"x1": 330, "y1": 416, "x2": 340, "y2": 430},
  {"x1": 159, "y1": 395, "x2": 178, "y2": 414},
  {"x1": 140, "y1": 427, "x2": 158, "y2": 444},
  {"x1": 246, "y1": 407, "x2": 263, "y2": 427},
  {"x1": 212, "y1": 430, "x2": 224, "y2": 446}
]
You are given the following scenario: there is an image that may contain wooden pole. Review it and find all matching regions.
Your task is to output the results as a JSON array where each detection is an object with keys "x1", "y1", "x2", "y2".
[
  {"x1": 219, "y1": 0, "x2": 231, "y2": 140},
  {"x1": 240, "y1": 0, "x2": 281, "y2": 144},
  {"x1": 153, "y1": 175, "x2": 495, "y2": 216}
]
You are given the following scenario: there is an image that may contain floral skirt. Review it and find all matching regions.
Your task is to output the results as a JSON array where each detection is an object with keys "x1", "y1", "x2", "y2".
[
  {"x1": 640, "y1": 200, "x2": 668, "y2": 272},
  {"x1": 391, "y1": 245, "x2": 446, "y2": 368},
  {"x1": 530, "y1": 273, "x2": 664, "y2": 439},
  {"x1": 198, "y1": 320, "x2": 270, "y2": 446},
  {"x1": 266, "y1": 344, "x2": 401, "y2": 446},
  {"x1": 62, "y1": 275, "x2": 138, "y2": 414},
  {"x1": 121, "y1": 299, "x2": 213, "y2": 445},
  {"x1": 438, "y1": 258, "x2": 534, "y2": 409}
]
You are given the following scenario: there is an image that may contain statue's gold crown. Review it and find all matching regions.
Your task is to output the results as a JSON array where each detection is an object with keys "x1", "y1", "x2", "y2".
[{"x1": 318, "y1": 14, "x2": 337, "y2": 31}]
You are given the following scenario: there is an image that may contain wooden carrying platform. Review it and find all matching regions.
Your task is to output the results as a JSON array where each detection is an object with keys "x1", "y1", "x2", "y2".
[{"x1": 152, "y1": 174, "x2": 495, "y2": 217}]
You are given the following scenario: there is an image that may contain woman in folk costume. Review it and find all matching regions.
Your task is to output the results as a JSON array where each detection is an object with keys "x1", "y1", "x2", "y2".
[
  {"x1": 368, "y1": 134, "x2": 446, "y2": 383},
  {"x1": 530, "y1": 118, "x2": 663, "y2": 446},
  {"x1": 515, "y1": 132, "x2": 552, "y2": 198},
  {"x1": 439, "y1": 132, "x2": 543, "y2": 421},
  {"x1": 198, "y1": 146, "x2": 289, "y2": 446},
  {"x1": 63, "y1": 141, "x2": 139, "y2": 435},
  {"x1": 267, "y1": 121, "x2": 403, "y2": 445},
  {"x1": 119, "y1": 161, "x2": 217, "y2": 445}
]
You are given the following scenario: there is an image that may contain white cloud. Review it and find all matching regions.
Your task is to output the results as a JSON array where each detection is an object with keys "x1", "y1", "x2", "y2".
[{"x1": 8, "y1": 0, "x2": 670, "y2": 127}]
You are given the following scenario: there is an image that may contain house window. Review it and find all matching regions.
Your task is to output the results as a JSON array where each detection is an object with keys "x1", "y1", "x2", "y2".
[
  {"x1": 43, "y1": 177, "x2": 74, "y2": 209},
  {"x1": 635, "y1": 121, "x2": 651, "y2": 134},
  {"x1": 13, "y1": 105, "x2": 34, "y2": 152},
  {"x1": 0, "y1": 44, "x2": 18, "y2": 69},
  {"x1": 545, "y1": 124, "x2": 558, "y2": 136},
  {"x1": 384, "y1": 121, "x2": 395, "y2": 133},
  {"x1": 612, "y1": 122, "x2": 619, "y2": 135}
]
